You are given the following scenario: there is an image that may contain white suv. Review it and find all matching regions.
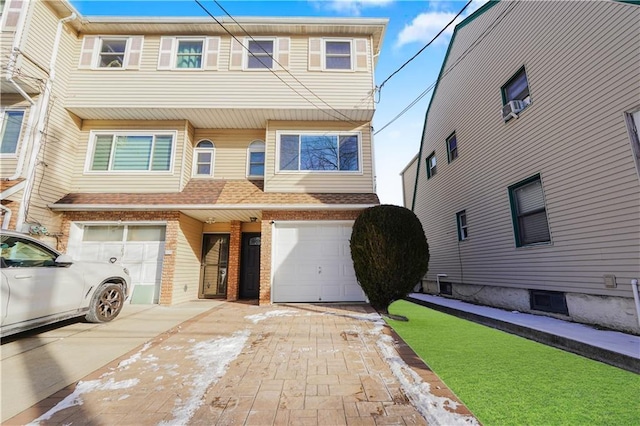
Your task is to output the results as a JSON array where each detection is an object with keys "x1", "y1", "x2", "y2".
[{"x1": 1, "y1": 230, "x2": 131, "y2": 338}]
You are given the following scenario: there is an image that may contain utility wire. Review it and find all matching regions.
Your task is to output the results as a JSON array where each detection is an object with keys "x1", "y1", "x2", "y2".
[
  {"x1": 377, "y1": 0, "x2": 472, "y2": 91},
  {"x1": 194, "y1": 0, "x2": 362, "y2": 125},
  {"x1": 374, "y1": 1, "x2": 518, "y2": 135},
  {"x1": 211, "y1": 0, "x2": 365, "y2": 125}
]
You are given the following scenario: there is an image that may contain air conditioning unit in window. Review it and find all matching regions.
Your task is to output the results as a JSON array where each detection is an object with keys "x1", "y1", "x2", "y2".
[{"x1": 501, "y1": 100, "x2": 526, "y2": 121}]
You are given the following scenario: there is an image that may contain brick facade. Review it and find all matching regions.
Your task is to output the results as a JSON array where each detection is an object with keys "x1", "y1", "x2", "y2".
[
  {"x1": 60, "y1": 211, "x2": 180, "y2": 305},
  {"x1": 258, "y1": 209, "x2": 364, "y2": 305},
  {"x1": 226, "y1": 220, "x2": 242, "y2": 301},
  {"x1": 1, "y1": 200, "x2": 20, "y2": 230}
]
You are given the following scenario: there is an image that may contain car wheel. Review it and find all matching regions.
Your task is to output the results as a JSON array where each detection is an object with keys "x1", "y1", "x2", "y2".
[{"x1": 85, "y1": 283, "x2": 124, "y2": 323}]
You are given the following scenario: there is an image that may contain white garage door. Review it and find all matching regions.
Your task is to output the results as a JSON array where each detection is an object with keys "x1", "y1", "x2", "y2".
[
  {"x1": 272, "y1": 221, "x2": 366, "y2": 303},
  {"x1": 67, "y1": 224, "x2": 165, "y2": 304}
]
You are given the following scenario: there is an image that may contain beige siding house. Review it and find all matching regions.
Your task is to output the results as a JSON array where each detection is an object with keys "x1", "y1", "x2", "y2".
[
  {"x1": 1, "y1": 0, "x2": 387, "y2": 306},
  {"x1": 402, "y1": 0, "x2": 640, "y2": 333}
]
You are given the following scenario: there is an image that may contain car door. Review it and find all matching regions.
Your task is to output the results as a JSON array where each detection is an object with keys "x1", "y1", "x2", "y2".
[{"x1": 1, "y1": 236, "x2": 85, "y2": 326}]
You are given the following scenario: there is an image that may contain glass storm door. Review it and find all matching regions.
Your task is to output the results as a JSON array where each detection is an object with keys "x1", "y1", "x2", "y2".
[{"x1": 201, "y1": 234, "x2": 229, "y2": 298}]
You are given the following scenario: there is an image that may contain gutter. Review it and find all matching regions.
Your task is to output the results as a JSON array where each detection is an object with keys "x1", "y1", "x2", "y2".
[{"x1": 48, "y1": 203, "x2": 378, "y2": 211}]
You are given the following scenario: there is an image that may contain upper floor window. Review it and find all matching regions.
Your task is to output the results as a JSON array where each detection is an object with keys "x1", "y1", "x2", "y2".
[
  {"x1": 308, "y1": 38, "x2": 368, "y2": 72},
  {"x1": 508, "y1": 174, "x2": 551, "y2": 247},
  {"x1": 325, "y1": 40, "x2": 351, "y2": 70},
  {"x1": 229, "y1": 37, "x2": 289, "y2": 71},
  {"x1": 87, "y1": 132, "x2": 175, "y2": 173},
  {"x1": 446, "y1": 132, "x2": 458, "y2": 163},
  {"x1": 247, "y1": 39, "x2": 274, "y2": 69},
  {"x1": 79, "y1": 36, "x2": 143, "y2": 70},
  {"x1": 426, "y1": 152, "x2": 437, "y2": 179},
  {"x1": 193, "y1": 140, "x2": 215, "y2": 177},
  {"x1": 158, "y1": 37, "x2": 220, "y2": 70},
  {"x1": 1, "y1": 0, "x2": 24, "y2": 31},
  {"x1": 501, "y1": 67, "x2": 531, "y2": 121},
  {"x1": 277, "y1": 132, "x2": 360, "y2": 172},
  {"x1": 0, "y1": 109, "x2": 24, "y2": 155},
  {"x1": 247, "y1": 140, "x2": 265, "y2": 178}
]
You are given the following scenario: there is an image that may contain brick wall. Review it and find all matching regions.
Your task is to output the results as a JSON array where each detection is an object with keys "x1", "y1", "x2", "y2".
[
  {"x1": 1, "y1": 200, "x2": 20, "y2": 230},
  {"x1": 60, "y1": 211, "x2": 181, "y2": 305},
  {"x1": 226, "y1": 220, "x2": 242, "y2": 301},
  {"x1": 258, "y1": 209, "x2": 363, "y2": 305}
]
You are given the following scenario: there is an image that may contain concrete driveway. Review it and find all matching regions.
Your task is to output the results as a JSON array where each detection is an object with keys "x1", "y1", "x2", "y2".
[{"x1": 0, "y1": 300, "x2": 221, "y2": 422}]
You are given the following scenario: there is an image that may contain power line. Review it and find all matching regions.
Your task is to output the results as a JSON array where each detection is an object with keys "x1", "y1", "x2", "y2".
[
  {"x1": 374, "y1": 1, "x2": 518, "y2": 136},
  {"x1": 377, "y1": 0, "x2": 473, "y2": 91},
  {"x1": 194, "y1": 0, "x2": 363, "y2": 125}
]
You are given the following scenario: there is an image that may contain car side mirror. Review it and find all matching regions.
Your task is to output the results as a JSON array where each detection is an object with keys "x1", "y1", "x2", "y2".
[{"x1": 55, "y1": 254, "x2": 74, "y2": 266}]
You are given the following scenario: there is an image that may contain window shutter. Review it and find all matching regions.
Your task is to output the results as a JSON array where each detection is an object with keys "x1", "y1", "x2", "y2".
[
  {"x1": 126, "y1": 36, "x2": 143, "y2": 69},
  {"x1": 229, "y1": 37, "x2": 244, "y2": 70},
  {"x1": 276, "y1": 37, "x2": 290, "y2": 71},
  {"x1": 157, "y1": 37, "x2": 175, "y2": 70},
  {"x1": 2, "y1": 0, "x2": 24, "y2": 31},
  {"x1": 79, "y1": 36, "x2": 98, "y2": 69},
  {"x1": 204, "y1": 37, "x2": 220, "y2": 70},
  {"x1": 354, "y1": 38, "x2": 368, "y2": 72},
  {"x1": 308, "y1": 38, "x2": 322, "y2": 71}
]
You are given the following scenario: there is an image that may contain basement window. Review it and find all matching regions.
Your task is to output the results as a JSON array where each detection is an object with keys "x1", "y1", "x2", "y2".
[{"x1": 529, "y1": 290, "x2": 568, "y2": 315}]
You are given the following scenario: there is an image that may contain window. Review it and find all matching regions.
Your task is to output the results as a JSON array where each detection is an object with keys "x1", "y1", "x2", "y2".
[
  {"x1": 456, "y1": 210, "x2": 468, "y2": 241},
  {"x1": 247, "y1": 39, "x2": 274, "y2": 69},
  {"x1": 193, "y1": 140, "x2": 215, "y2": 177},
  {"x1": 79, "y1": 36, "x2": 143, "y2": 70},
  {"x1": 530, "y1": 290, "x2": 568, "y2": 315},
  {"x1": 99, "y1": 38, "x2": 127, "y2": 68},
  {"x1": 0, "y1": 110, "x2": 24, "y2": 155},
  {"x1": 277, "y1": 133, "x2": 360, "y2": 172},
  {"x1": 447, "y1": 133, "x2": 458, "y2": 163},
  {"x1": 502, "y1": 67, "x2": 531, "y2": 105},
  {"x1": 325, "y1": 40, "x2": 352, "y2": 70},
  {"x1": 88, "y1": 132, "x2": 175, "y2": 172},
  {"x1": 508, "y1": 174, "x2": 551, "y2": 247},
  {"x1": 247, "y1": 140, "x2": 265, "y2": 177},
  {"x1": 1, "y1": 236, "x2": 58, "y2": 268},
  {"x1": 426, "y1": 152, "x2": 437, "y2": 179},
  {"x1": 176, "y1": 39, "x2": 204, "y2": 69}
]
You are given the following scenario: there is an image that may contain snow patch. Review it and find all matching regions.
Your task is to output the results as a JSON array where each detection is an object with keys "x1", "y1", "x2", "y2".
[
  {"x1": 117, "y1": 342, "x2": 152, "y2": 369},
  {"x1": 245, "y1": 309, "x2": 298, "y2": 323},
  {"x1": 158, "y1": 329, "x2": 250, "y2": 426},
  {"x1": 27, "y1": 378, "x2": 140, "y2": 425}
]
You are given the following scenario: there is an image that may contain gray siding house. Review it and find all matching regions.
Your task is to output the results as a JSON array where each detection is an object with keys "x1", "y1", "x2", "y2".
[{"x1": 402, "y1": 0, "x2": 640, "y2": 333}]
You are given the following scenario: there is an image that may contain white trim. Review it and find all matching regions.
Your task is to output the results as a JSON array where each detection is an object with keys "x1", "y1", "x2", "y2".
[
  {"x1": 0, "y1": 179, "x2": 25, "y2": 199},
  {"x1": 272, "y1": 220, "x2": 355, "y2": 226},
  {"x1": 323, "y1": 38, "x2": 354, "y2": 72},
  {"x1": 244, "y1": 36, "x2": 277, "y2": 71},
  {"x1": 84, "y1": 130, "x2": 178, "y2": 174},
  {"x1": 246, "y1": 139, "x2": 265, "y2": 178},
  {"x1": 0, "y1": 108, "x2": 26, "y2": 158},
  {"x1": 275, "y1": 130, "x2": 363, "y2": 174},
  {"x1": 49, "y1": 203, "x2": 377, "y2": 211},
  {"x1": 192, "y1": 139, "x2": 215, "y2": 177},
  {"x1": 92, "y1": 36, "x2": 132, "y2": 70}
]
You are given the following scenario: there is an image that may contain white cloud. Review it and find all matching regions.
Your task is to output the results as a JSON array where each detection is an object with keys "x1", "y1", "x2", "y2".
[
  {"x1": 396, "y1": 0, "x2": 489, "y2": 48},
  {"x1": 310, "y1": 0, "x2": 394, "y2": 16}
]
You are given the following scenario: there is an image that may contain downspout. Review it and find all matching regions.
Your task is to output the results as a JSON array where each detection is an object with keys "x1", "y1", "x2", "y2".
[
  {"x1": 631, "y1": 279, "x2": 640, "y2": 329},
  {"x1": 4, "y1": 0, "x2": 36, "y2": 181},
  {"x1": 16, "y1": 12, "x2": 77, "y2": 231}
]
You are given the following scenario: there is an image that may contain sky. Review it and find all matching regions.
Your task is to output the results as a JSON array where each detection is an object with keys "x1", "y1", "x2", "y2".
[{"x1": 69, "y1": 0, "x2": 489, "y2": 206}]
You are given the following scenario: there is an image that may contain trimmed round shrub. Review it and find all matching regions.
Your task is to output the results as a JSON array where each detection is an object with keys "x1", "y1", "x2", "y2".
[{"x1": 350, "y1": 204, "x2": 429, "y2": 314}]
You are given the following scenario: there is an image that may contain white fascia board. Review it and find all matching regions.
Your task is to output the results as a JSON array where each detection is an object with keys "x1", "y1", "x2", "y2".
[
  {"x1": 48, "y1": 203, "x2": 377, "y2": 211},
  {"x1": 0, "y1": 180, "x2": 26, "y2": 200}
]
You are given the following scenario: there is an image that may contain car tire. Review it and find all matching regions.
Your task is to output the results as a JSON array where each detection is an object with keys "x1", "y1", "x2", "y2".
[{"x1": 85, "y1": 283, "x2": 124, "y2": 323}]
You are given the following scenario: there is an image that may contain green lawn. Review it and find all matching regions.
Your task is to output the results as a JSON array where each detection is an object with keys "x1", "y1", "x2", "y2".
[{"x1": 386, "y1": 300, "x2": 640, "y2": 426}]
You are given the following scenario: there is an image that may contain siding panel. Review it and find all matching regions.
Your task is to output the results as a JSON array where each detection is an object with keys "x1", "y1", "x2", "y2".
[
  {"x1": 411, "y1": 1, "x2": 640, "y2": 298},
  {"x1": 173, "y1": 213, "x2": 203, "y2": 304}
]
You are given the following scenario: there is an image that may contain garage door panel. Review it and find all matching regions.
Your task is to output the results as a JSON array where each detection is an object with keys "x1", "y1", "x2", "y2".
[{"x1": 272, "y1": 222, "x2": 365, "y2": 303}]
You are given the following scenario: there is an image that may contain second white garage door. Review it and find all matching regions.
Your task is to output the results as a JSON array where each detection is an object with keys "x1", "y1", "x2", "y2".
[{"x1": 272, "y1": 221, "x2": 366, "y2": 303}]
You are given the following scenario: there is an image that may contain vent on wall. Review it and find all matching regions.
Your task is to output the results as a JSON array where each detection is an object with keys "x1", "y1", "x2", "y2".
[
  {"x1": 439, "y1": 281, "x2": 452, "y2": 296},
  {"x1": 529, "y1": 290, "x2": 568, "y2": 315}
]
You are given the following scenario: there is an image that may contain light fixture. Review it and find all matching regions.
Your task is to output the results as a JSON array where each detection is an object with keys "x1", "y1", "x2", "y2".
[
  {"x1": 249, "y1": 217, "x2": 258, "y2": 223},
  {"x1": 205, "y1": 217, "x2": 216, "y2": 224}
]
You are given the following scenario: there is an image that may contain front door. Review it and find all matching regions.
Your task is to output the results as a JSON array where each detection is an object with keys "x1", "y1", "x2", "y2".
[
  {"x1": 200, "y1": 234, "x2": 229, "y2": 298},
  {"x1": 240, "y1": 233, "x2": 261, "y2": 299}
]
